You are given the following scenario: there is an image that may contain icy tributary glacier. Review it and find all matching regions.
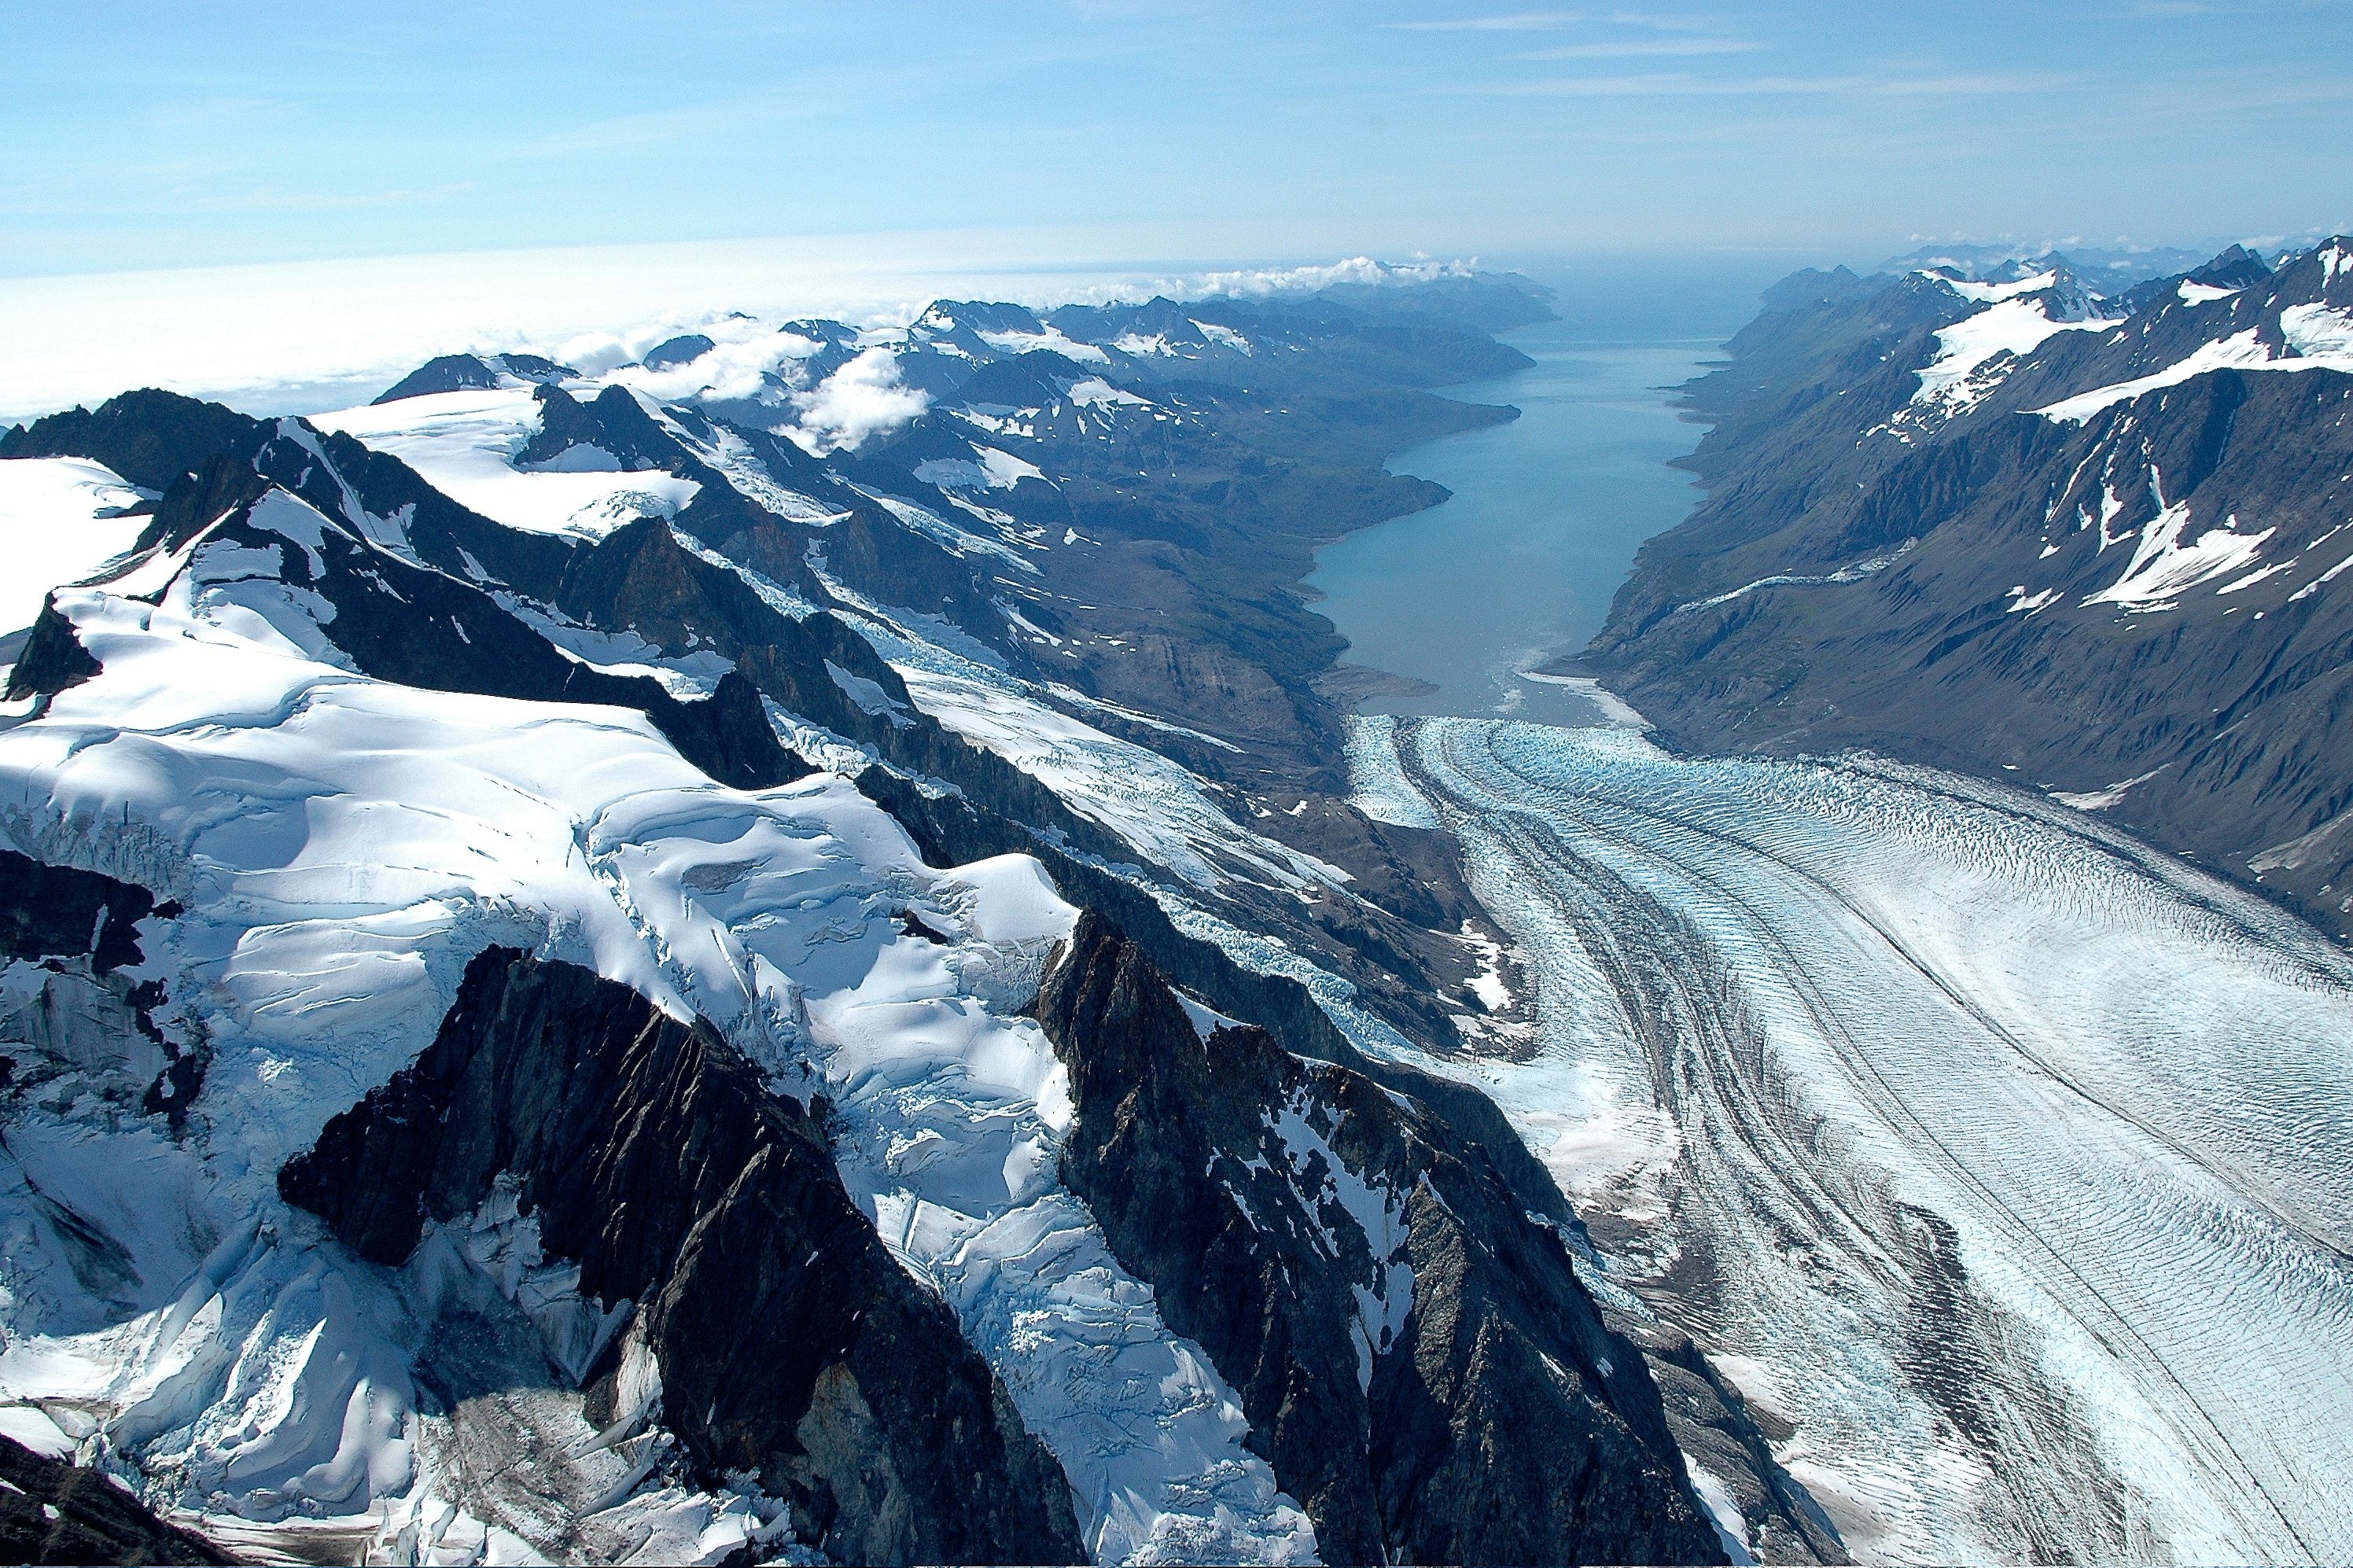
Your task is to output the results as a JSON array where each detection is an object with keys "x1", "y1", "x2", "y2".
[{"x1": 1354, "y1": 712, "x2": 2353, "y2": 1566}]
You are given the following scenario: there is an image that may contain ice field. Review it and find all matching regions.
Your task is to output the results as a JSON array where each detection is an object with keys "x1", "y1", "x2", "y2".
[{"x1": 1357, "y1": 714, "x2": 2353, "y2": 1565}]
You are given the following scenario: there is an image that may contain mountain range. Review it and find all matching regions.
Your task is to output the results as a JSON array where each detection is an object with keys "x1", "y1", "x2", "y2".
[
  {"x1": 0, "y1": 275, "x2": 1834, "y2": 1565},
  {"x1": 1582, "y1": 236, "x2": 2353, "y2": 944},
  {"x1": 6, "y1": 232, "x2": 2349, "y2": 1565}
]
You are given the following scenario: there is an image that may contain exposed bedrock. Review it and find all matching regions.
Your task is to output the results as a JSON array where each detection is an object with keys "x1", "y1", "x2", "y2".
[
  {"x1": 1033, "y1": 911, "x2": 1725, "y2": 1567},
  {"x1": 0, "y1": 1436, "x2": 232, "y2": 1566},
  {"x1": 2, "y1": 599, "x2": 102, "y2": 705},
  {"x1": 279, "y1": 948, "x2": 1085, "y2": 1567},
  {"x1": 0, "y1": 849, "x2": 201, "y2": 1127}
]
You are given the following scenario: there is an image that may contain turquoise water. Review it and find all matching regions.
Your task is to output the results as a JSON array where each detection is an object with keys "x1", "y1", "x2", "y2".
[{"x1": 1306, "y1": 267, "x2": 1766, "y2": 727}]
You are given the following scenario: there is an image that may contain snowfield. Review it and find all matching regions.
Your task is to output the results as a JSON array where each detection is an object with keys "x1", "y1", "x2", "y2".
[
  {"x1": 1360, "y1": 715, "x2": 2353, "y2": 1566},
  {"x1": 0, "y1": 457, "x2": 153, "y2": 634},
  {"x1": 0, "y1": 519, "x2": 1312, "y2": 1562},
  {"x1": 315, "y1": 388, "x2": 702, "y2": 539}
]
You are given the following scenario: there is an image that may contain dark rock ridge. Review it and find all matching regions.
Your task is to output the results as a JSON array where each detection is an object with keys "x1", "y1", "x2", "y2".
[
  {"x1": 0, "y1": 1435, "x2": 232, "y2": 1565},
  {"x1": 3, "y1": 599, "x2": 103, "y2": 704},
  {"x1": 857, "y1": 767, "x2": 1570, "y2": 1221},
  {"x1": 279, "y1": 948, "x2": 1085, "y2": 1567},
  {"x1": 1587, "y1": 237, "x2": 2353, "y2": 940},
  {"x1": 641, "y1": 333, "x2": 715, "y2": 370},
  {"x1": 371, "y1": 352, "x2": 576, "y2": 403},
  {"x1": 0, "y1": 848, "x2": 170, "y2": 977},
  {"x1": 1034, "y1": 911, "x2": 1725, "y2": 1567},
  {"x1": 1, "y1": 388, "x2": 261, "y2": 493}
]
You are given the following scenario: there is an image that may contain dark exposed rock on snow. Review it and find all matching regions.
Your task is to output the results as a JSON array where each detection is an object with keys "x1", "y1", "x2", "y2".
[
  {"x1": 279, "y1": 949, "x2": 1086, "y2": 1567},
  {"x1": 153, "y1": 455, "x2": 805, "y2": 792},
  {"x1": 372, "y1": 352, "x2": 576, "y2": 404},
  {"x1": 0, "y1": 849, "x2": 202, "y2": 1127},
  {"x1": 1, "y1": 388, "x2": 261, "y2": 494},
  {"x1": 0, "y1": 1436, "x2": 232, "y2": 1565},
  {"x1": 1034, "y1": 911, "x2": 1725, "y2": 1567},
  {"x1": 3, "y1": 599, "x2": 103, "y2": 705},
  {"x1": 0, "y1": 849, "x2": 171, "y2": 977}
]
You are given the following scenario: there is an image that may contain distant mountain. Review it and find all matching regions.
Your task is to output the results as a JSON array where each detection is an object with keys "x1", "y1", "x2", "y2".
[
  {"x1": 1879, "y1": 239, "x2": 2218, "y2": 288},
  {"x1": 1585, "y1": 237, "x2": 2353, "y2": 941},
  {"x1": 371, "y1": 351, "x2": 577, "y2": 403}
]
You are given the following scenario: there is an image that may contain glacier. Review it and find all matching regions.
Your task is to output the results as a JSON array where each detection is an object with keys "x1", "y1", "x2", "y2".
[{"x1": 1357, "y1": 714, "x2": 2353, "y2": 1566}]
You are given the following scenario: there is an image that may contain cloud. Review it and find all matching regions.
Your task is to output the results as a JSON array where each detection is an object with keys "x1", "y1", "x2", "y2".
[
  {"x1": 1176, "y1": 256, "x2": 1478, "y2": 296},
  {"x1": 590, "y1": 317, "x2": 825, "y2": 403},
  {"x1": 1386, "y1": 8, "x2": 1723, "y2": 31},
  {"x1": 1516, "y1": 38, "x2": 1758, "y2": 57},
  {"x1": 786, "y1": 347, "x2": 929, "y2": 454},
  {"x1": 161, "y1": 182, "x2": 479, "y2": 215},
  {"x1": 1482, "y1": 70, "x2": 2074, "y2": 97},
  {"x1": 1385, "y1": 11, "x2": 1584, "y2": 30}
]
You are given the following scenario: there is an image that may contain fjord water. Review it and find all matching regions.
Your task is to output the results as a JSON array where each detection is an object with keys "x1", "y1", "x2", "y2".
[{"x1": 1306, "y1": 261, "x2": 1772, "y2": 725}]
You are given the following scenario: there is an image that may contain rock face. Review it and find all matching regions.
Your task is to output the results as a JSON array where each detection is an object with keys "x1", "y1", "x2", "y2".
[
  {"x1": 1034, "y1": 912, "x2": 1725, "y2": 1567},
  {"x1": 2, "y1": 599, "x2": 103, "y2": 704},
  {"x1": 279, "y1": 948, "x2": 1086, "y2": 1567},
  {"x1": 0, "y1": 1436, "x2": 230, "y2": 1565},
  {"x1": 0, "y1": 849, "x2": 201, "y2": 1126},
  {"x1": 1588, "y1": 237, "x2": 2353, "y2": 940},
  {"x1": 0, "y1": 387, "x2": 263, "y2": 491},
  {"x1": 0, "y1": 850, "x2": 168, "y2": 977},
  {"x1": 370, "y1": 352, "x2": 576, "y2": 404}
]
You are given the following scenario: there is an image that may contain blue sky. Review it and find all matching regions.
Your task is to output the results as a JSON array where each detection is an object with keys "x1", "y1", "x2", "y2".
[{"x1": 6, "y1": 1, "x2": 2351, "y2": 282}]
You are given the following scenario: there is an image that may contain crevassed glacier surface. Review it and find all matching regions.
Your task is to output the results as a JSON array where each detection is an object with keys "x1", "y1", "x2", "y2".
[{"x1": 1362, "y1": 714, "x2": 2353, "y2": 1566}]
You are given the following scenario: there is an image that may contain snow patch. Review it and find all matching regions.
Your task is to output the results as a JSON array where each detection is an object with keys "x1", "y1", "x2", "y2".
[
  {"x1": 2049, "y1": 768, "x2": 2164, "y2": 811},
  {"x1": 2035, "y1": 322, "x2": 2353, "y2": 425},
  {"x1": 2083, "y1": 494, "x2": 2272, "y2": 612},
  {"x1": 315, "y1": 388, "x2": 699, "y2": 539},
  {"x1": 1067, "y1": 378, "x2": 1152, "y2": 410},
  {"x1": 1911, "y1": 294, "x2": 2110, "y2": 416},
  {"x1": 975, "y1": 326, "x2": 1110, "y2": 365},
  {"x1": 0, "y1": 458, "x2": 153, "y2": 635}
]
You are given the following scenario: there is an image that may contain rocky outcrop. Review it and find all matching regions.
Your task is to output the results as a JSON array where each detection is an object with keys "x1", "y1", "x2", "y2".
[
  {"x1": 859, "y1": 766, "x2": 1568, "y2": 1205},
  {"x1": 0, "y1": 848, "x2": 201, "y2": 1123},
  {"x1": 3, "y1": 599, "x2": 103, "y2": 704},
  {"x1": 0, "y1": 389, "x2": 263, "y2": 493},
  {"x1": 371, "y1": 352, "x2": 574, "y2": 404},
  {"x1": 1034, "y1": 912, "x2": 1724, "y2": 1566},
  {"x1": 0, "y1": 849, "x2": 171, "y2": 976},
  {"x1": 279, "y1": 949, "x2": 1084, "y2": 1566},
  {"x1": 1629, "y1": 1323, "x2": 1848, "y2": 1564},
  {"x1": 0, "y1": 1436, "x2": 231, "y2": 1565}
]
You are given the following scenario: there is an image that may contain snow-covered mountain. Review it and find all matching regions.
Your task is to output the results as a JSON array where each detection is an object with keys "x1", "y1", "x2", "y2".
[
  {"x1": 0, "y1": 274, "x2": 1825, "y2": 1565},
  {"x1": 1585, "y1": 236, "x2": 2353, "y2": 944}
]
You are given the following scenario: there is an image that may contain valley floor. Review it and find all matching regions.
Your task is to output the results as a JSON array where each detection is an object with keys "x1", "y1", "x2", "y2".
[{"x1": 1355, "y1": 712, "x2": 2353, "y2": 1566}]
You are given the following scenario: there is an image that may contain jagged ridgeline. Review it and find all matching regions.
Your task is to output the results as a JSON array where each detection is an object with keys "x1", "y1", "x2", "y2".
[
  {"x1": 0, "y1": 274, "x2": 1807, "y2": 1563},
  {"x1": 1583, "y1": 236, "x2": 2353, "y2": 944}
]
